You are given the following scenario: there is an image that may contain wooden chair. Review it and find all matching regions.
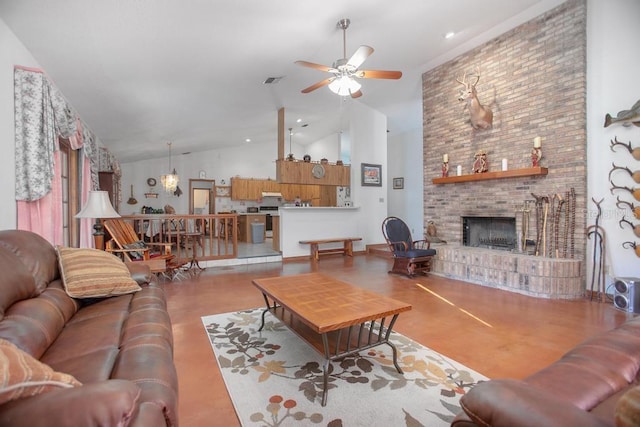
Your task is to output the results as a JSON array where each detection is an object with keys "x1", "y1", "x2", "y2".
[
  {"x1": 164, "y1": 218, "x2": 185, "y2": 248},
  {"x1": 382, "y1": 216, "x2": 436, "y2": 277},
  {"x1": 103, "y1": 219, "x2": 174, "y2": 263}
]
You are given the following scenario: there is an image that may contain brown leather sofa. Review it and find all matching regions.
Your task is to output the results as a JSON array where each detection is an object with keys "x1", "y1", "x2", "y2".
[
  {"x1": 452, "y1": 315, "x2": 640, "y2": 427},
  {"x1": 0, "y1": 230, "x2": 178, "y2": 426}
]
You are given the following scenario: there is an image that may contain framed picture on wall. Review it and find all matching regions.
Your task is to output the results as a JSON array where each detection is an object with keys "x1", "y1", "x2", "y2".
[
  {"x1": 393, "y1": 177, "x2": 404, "y2": 189},
  {"x1": 361, "y1": 163, "x2": 382, "y2": 187}
]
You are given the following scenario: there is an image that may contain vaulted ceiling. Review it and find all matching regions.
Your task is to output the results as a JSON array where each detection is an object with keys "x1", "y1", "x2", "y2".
[{"x1": 0, "y1": 0, "x2": 564, "y2": 163}]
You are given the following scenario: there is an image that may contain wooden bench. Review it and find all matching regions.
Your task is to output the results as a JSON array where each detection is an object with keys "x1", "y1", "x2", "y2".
[{"x1": 298, "y1": 237, "x2": 362, "y2": 261}]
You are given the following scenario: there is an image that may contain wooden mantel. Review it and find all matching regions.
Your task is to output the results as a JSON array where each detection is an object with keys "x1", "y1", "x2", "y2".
[{"x1": 432, "y1": 167, "x2": 548, "y2": 184}]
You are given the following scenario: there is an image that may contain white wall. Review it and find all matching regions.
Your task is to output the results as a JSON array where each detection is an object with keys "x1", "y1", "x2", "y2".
[
  {"x1": 120, "y1": 141, "x2": 278, "y2": 215},
  {"x1": 586, "y1": 0, "x2": 640, "y2": 283},
  {"x1": 348, "y1": 101, "x2": 388, "y2": 245},
  {"x1": 387, "y1": 127, "x2": 424, "y2": 237},
  {"x1": 0, "y1": 18, "x2": 41, "y2": 230},
  {"x1": 305, "y1": 133, "x2": 340, "y2": 163}
]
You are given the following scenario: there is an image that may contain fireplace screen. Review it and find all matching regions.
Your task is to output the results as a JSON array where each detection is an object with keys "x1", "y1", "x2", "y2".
[{"x1": 462, "y1": 216, "x2": 516, "y2": 251}]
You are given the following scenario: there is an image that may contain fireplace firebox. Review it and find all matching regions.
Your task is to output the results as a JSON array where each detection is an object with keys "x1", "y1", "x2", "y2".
[{"x1": 462, "y1": 216, "x2": 516, "y2": 251}]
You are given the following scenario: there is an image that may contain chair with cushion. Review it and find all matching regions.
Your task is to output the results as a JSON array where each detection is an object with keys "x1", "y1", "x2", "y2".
[
  {"x1": 382, "y1": 216, "x2": 436, "y2": 277},
  {"x1": 103, "y1": 219, "x2": 174, "y2": 263}
]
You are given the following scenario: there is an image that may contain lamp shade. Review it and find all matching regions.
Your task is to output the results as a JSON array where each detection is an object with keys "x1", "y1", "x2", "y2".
[{"x1": 75, "y1": 191, "x2": 120, "y2": 219}]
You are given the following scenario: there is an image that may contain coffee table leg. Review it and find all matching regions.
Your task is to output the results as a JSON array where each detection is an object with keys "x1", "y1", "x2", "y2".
[
  {"x1": 386, "y1": 340, "x2": 403, "y2": 374},
  {"x1": 385, "y1": 314, "x2": 403, "y2": 374},
  {"x1": 321, "y1": 333, "x2": 331, "y2": 406},
  {"x1": 258, "y1": 294, "x2": 276, "y2": 332}
]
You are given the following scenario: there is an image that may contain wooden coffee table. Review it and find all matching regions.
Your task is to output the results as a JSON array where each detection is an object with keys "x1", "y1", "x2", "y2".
[{"x1": 252, "y1": 273, "x2": 412, "y2": 406}]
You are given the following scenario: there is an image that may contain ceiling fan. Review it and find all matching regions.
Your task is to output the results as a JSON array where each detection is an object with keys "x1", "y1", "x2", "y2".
[{"x1": 295, "y1": 18, "x2": 402, "y2": 98}]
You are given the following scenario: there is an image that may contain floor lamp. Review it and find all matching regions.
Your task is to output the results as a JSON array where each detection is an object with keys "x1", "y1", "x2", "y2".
[{"x1": 75, "y1": 190, "x2": 121, "y2": 250}]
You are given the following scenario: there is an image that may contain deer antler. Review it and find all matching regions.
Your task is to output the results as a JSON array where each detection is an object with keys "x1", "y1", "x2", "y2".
[
  {"x1": 610, "y1": 136, "x2": 632, "y2": 154},
  {"x1": 472, "y1": 67, "x2": 481, "y2": 86},
  {"x1": 456, "y1": 72, "x2": 467, "y2": 86}
]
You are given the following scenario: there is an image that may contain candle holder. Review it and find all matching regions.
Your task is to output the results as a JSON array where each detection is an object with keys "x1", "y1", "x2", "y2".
[
  {"x1": 531, "y1": 137, "x2": 542, "y2": 167},
  {"x1": 531, "y1": 148, "x2": 542, "y2": 167},
  {"x1": 442, "y1": 161, "x2": 449, "y2": 177}
]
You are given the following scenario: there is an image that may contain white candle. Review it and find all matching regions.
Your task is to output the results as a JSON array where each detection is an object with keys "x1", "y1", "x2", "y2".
[
  {"x1": 456, "y1": 165, "x2": 462, "y2": 176},
  {"x1": 443, "y1": 154, "x2": 448, "y2": 163},
  {"x1": 502, "y1": 158, "x2": 508, "y2": 171},
  {"x1": 533, "y1": 137, "x2": 541, "y2": 148}
]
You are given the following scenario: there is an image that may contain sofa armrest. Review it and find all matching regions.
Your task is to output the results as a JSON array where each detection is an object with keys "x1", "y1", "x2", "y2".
[
  {"x1": 454, "y1": 379, "x2": 610, "y2": 427},
  {"x1": 0, "y1": 380, "x2": 141, "y2": 427},
  {"x1": 125, "y1": 261, "x2": 154, "y2": 285}
]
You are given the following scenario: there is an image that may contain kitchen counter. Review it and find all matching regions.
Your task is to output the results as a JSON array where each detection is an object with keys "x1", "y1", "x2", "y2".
[
  {"x1": 278, "y1": 206, "x2": 362, "y2": 258},
  {"x1": 237, "y1": 214, "x2": 266, "y2": 243},
  {"x1": 279, "y1": 206, "x2": 358, "y2": 211}
]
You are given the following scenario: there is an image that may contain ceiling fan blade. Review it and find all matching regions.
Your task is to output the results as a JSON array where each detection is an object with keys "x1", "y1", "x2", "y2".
[
  {"x1": 347, "y1": 45, "x2": 374, "y2": 69},
  {"x1": 350, "y1": 89, "x2": 363, "y2": 99},
  {"x1": 356, "y1": 69, "x2": 403, "y2": 79},
  {"x1": 301, "y1": 77, "x2": 334, "y2": 93},
  {"x1": 295, "y1": 60, "x2": 336, "y2": 73}
]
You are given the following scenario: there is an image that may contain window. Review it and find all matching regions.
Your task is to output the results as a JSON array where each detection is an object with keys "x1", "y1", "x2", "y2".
[{"x1": 59, "y1": 140, "x2": 79, "y2": 247}]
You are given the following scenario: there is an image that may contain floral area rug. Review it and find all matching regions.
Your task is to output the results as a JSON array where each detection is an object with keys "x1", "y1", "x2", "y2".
[{"x1": 202, "y1": 308, "x2": 487, "y2": 426}]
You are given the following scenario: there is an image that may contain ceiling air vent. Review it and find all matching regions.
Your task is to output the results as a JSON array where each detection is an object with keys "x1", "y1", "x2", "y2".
[{"x1": 263, "y1": 76, "x2": 283, "y2": 84}]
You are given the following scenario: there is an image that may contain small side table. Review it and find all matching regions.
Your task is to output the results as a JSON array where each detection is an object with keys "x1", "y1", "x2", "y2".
[{"x1": 181, "y1": 232, "x2": 205, "y2": 272}]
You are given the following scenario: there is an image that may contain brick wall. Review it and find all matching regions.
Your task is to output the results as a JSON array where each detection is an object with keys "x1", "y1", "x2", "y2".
[{"x1": 422, "y1": 0, "x2": 587, "y2": 261}]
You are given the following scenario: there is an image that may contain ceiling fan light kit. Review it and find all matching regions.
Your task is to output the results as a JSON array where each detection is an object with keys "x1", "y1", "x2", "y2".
[
  {"x1": 296, "y1": 18, "x2": 402, "y2": 98},
  {"x1": 329, "y1": 75, "x2": 361, "y2": 96}
]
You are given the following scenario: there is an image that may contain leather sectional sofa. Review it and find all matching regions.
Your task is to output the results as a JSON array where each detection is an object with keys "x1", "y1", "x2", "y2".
[
  {"x1": 0, "y1": 230, "x2": 178, "y2": 426},
  {"x1": 452, "y1": 315, "x2": 640, "y2": 427}
]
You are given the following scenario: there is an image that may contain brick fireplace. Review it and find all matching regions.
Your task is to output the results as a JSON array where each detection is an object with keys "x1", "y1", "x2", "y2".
[
  {"x1": 422, "y1": 0, "x2": 586, "y2": 299},
  {"x1": 462, "y1": 216, "x2": 516, "y2": 251}
]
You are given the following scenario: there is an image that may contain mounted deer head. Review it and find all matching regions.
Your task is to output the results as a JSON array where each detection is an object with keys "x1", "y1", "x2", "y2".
[{"x1": 457, "y1": 68, "x2": 493, "y2": 130}]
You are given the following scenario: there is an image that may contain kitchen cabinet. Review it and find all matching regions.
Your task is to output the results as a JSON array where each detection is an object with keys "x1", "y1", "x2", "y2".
[
  {"x1": 237, "y1": 214, "x2": 266, "y2": 243},
  {"x1": 319, "y1": 186, "x2": 337, "y2": 207},
  {"x1": 230, "y1": 177, "x2": 337, "y2": 206},
  {"x1": 279, "y1": 184, "x2": 319, "y2": 204},
  {"x1": 231, "y1": 178, "x2": 280, "y2": 201}
]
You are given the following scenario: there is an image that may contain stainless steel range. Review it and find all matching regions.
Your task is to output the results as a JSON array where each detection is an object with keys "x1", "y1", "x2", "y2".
[{"x1": 259, "y1": 206, "x2": 279, "y2": 232}]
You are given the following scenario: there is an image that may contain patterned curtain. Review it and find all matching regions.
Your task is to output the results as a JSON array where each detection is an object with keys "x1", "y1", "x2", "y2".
[
  {"x1": 14, "y1": 64, "x2": 117, "y2": 247},
  {"x1": 14, "y1": 67, "x2": 57, "y2": 201},
  {"x1": 14, "y1": 66, "x2": 99, "y2": 246}
]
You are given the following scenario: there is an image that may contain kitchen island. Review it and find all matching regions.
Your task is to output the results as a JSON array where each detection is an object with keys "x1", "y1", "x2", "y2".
[
  {"x1": 278, "y1": 206, "x2": 362, "y2": 259},
  {"x1": 237, "y1": 214, "x2": 266, "y2": 243}
]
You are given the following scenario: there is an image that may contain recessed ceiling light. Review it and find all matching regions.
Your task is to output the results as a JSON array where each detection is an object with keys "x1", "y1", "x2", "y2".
[
  {"x1": 296, "y1": 118, "x2": 302, "y2": 123},
  {"x1": 245, "y1": 138, "x2": 251, "y2": 143},
  {"x1": 444, "y1": 31, "x2": 455, "y2": 39}
]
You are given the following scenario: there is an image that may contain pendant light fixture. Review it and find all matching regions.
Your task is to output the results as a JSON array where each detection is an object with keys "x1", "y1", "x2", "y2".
[
  {"x1": 286, "y1": 128, "x2": 295, "y2": 161},
  {"x1": 161, "y1": 142, "x2": 179, "y2": 193}
]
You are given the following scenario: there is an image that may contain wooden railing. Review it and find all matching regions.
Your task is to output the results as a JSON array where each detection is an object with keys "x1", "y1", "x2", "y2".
[{"x1": 118, "y1": 214, "x2": 238, "y2": 261}]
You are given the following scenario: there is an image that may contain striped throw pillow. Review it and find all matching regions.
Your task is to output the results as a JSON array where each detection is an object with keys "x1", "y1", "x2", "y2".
[
  {"x1": 56, "y1": 246, "x2": 141, "y2": 298},
  {"x1": 0, "y1": 339, "x2": 81, "y2": 404}
]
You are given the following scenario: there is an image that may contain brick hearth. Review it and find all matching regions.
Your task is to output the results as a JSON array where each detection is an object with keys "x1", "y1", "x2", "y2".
[{"x1": 431, "y1": 245, "x2": 583, "y2": 299}]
